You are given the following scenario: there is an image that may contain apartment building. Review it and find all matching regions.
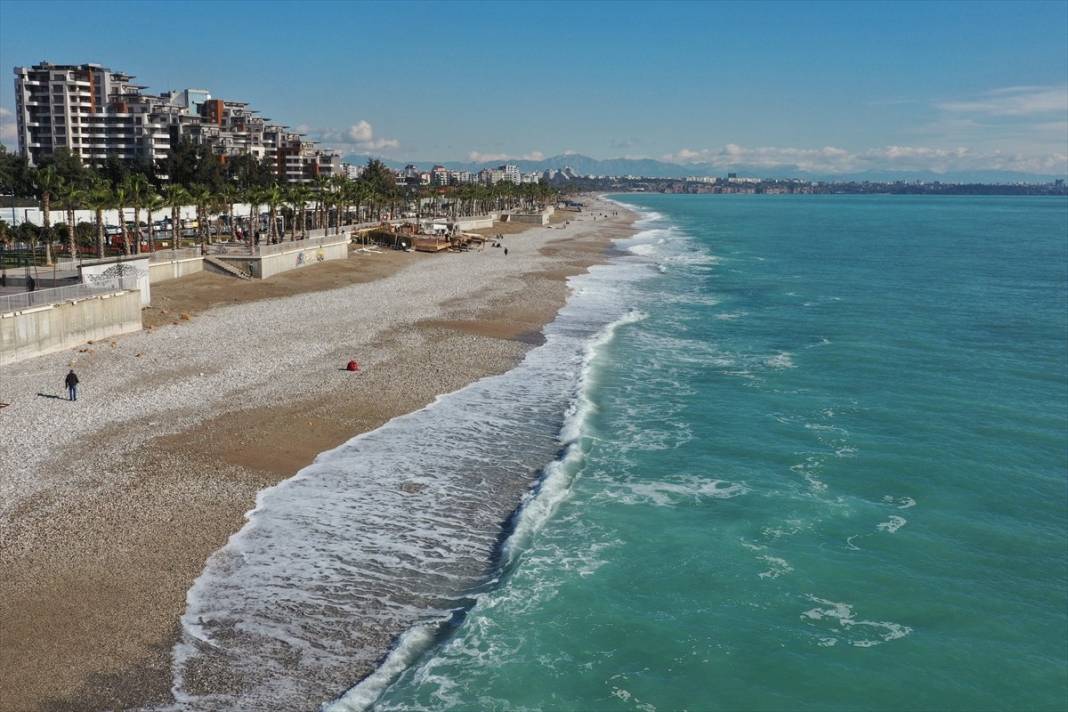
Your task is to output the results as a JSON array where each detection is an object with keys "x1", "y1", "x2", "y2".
[
  {"x1": 13, "y1": 61, "x2": 340, "y2": 183},
  {"x1": 13, "y1": 62, "x2": 176, "y2": 168}
]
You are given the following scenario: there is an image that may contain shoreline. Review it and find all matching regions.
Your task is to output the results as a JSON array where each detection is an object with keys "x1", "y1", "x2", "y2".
[{"x1": 0, "y1": 197, "x2": 635, "y2": 710}]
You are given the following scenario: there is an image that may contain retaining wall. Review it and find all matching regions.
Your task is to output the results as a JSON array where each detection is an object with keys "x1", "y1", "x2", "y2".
[
  {"x1": 148, "y1": 254, "x2": 205, "y2": 283},
  {"x1": 453, "y1": 215, "x2": 496, "y2": 231},
  {"x1": 215, "y1": 236, "x2": 349, "y2": 279},
  {"x1": 1, "y1": 290, "x2": 142, "y2": 365},
  {"x1": 508, "y1": 212, "x2": 550, "y2": 226}
]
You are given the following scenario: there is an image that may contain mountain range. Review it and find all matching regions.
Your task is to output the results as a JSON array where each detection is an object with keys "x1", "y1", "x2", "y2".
[{"x1": 342, "y1": 152, "x2": 1065, "y2": 184}]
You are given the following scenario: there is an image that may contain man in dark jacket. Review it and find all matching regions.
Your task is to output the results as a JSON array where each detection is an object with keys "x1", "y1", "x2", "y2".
[{"x1": 65, "y1": 369, "x2": 79, "y2": 401}]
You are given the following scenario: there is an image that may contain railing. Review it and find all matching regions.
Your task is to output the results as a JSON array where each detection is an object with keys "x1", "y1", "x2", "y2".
[
  {"x1": 206, "y1": 234, "x2": 349, "y2": 258},
  {"x1": 149, "y1": 247, "x2": 202, "y2": 262},
  {"x1": 254, "y1": 234, "x2": 347, "y2": 257},
  {"x1": 0, "y1": 282, "x2": 123, "y2": 314}
]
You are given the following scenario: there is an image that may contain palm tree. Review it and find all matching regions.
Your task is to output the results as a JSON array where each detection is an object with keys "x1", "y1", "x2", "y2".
[
  {"x1": 57, "y1": 184, "x2": 82, "y2": 262},
  {"x1": 187, "y1": 184, "x2": 212, "y2": 247},
  {"x1": 218, "y1": 183, "x2": 240, "y2": 241},
  {"x1": 33, "y1": 165, "x2": 63, "y2": 265},
  {"x1": 113, "y1": 181, "x2": 131, "y2": 255},
  {"x1": 163, "y1": 184, "x2": 190, "y2": 250},
  {"x1": 263, "y1": 183, "x2": 285, "y2": 242},
  {"x1": 312, "y1": 175, "x2": 331, "y2": 232},
  {"x1": 85, "y1": 180, "x2": 114, "y2": 258},
  {"x1": 125, "y1": 174, "x2": 151, "y2": 254},
  {"x1": 144, "y1": 191, "x2": 165, "y2": 254},
  {"x1": 244, "y1": 186, "x2": 262, "y2": 250},
  {"x1": 290, "y1": 184, "x2": 313, "y2": 239}
]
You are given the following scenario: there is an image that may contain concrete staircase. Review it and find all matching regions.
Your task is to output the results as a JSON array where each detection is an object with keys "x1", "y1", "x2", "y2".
[{"x1": 203, "y1": 255, "x2": 252, "y2": 280}]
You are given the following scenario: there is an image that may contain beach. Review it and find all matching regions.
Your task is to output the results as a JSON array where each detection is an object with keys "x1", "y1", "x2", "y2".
[{"x1": 0, "y1": 198, "x2": 635, "y2": 711}]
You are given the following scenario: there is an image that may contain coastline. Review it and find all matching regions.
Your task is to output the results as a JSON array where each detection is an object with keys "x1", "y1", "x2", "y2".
[{"x1": 0, "y1": 197, "x2": 636, "y2": 711}]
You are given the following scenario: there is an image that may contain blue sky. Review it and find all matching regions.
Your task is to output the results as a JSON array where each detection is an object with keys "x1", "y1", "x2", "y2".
[{"x1": 1, "y1": 0, "x2": 1066, "y2": 174}]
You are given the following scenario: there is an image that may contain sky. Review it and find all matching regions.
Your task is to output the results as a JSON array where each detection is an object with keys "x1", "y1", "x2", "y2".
[{"x1": 1, "y1": 0, "x2": 1066, "y2": 175}]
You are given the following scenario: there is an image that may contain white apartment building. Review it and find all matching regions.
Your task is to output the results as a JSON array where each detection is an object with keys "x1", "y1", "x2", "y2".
[
  {"x1": 14, "y1": 62, "x2": 176, "y2": 168},
  {"x1": 13, "y1": 61, "x2": 340, "y2": 183}
]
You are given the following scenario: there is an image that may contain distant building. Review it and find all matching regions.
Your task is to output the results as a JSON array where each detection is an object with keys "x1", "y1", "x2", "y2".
[
  {"x1": 496, "y1": 163, "x2": 521, "y2": 184},
  {"x1": 430, "y1": 165, "x2": 450, "y2": 186}
]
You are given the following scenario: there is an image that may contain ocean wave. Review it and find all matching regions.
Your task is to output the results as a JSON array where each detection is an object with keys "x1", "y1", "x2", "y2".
[
  {"x1": 876, "y1": 515, "x2": 907, "y2": 533},
  {"x1": 606, "y1": 477, "x2": 750, "y2": 507},
  {"x1": 325, "y1": 288, "x2": 650, "y2": 712},
  {"x1": 801, "y1": 595, "x2": 912, "y2": 648}
]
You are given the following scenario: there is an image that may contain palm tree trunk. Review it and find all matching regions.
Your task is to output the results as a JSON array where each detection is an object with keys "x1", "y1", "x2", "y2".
[
  {"x1": 66, "y1": 208, "x2": 76, "y2": 263},
  {"x1": 42, "y1": 193, "x2": 53, "y2": 265},
  {"x1": 96, "y1": 208, "x2": 105, "y2": 257},
  {"x1": 147, "y1": 206, "x2": 155, "y2": 253},
  {"x1": 172, "y1": 206, "x2": 179, "y2": 248},
  {"x1": 133, "y1": 206, "x2": 142, "y2": 254},
  {"x1": 120, "y1": 203, "x2": 131, "y2": 255}
]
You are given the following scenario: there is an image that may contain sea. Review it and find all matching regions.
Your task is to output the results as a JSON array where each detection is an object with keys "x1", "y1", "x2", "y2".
[{"x1": 172, "y1": 194, "x2": 1068, "y2": 711}]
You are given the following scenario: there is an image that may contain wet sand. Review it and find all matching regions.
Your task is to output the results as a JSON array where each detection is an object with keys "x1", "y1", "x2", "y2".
[{"x1": 0, "y1": 200, "x2": 635, "y2": 711}]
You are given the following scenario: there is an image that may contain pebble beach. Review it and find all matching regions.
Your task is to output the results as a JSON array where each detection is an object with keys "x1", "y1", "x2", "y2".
[{"x1": 0, "y1": 198, "x2": 635, "y2": 711}]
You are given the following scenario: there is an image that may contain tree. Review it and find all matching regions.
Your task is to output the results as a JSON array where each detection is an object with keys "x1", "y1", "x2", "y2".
[
  {"x1": 228, "y1": 153, "x2": 275, "y2": 190},
  {"x1": 188, "y1": 184, "x2": 213, "y2": 246},
  {"x1": 218, "y1": 183, "x2": 241, "y2": 240},
  {"x1": 0, "y1": 145, "x2": 38, "y2": 197},
  {"x1": 33, "y1": 165, "x2": 63, "y2": 265},
  {"x1": 36, "y1": 148, "x2": 90, "y2": 193},
  {"x1": 244, "y1": 186, "x2": 262, "y2": 250},
  {"x1": 361, "y1": 158, "x2": 396, "y2": 198},
  {"x1": 312, "y1": 175, "x2": 330, "y2": 231},
  {"x1": 144, "y1": 191, "x2": 165, "y2": 254},
  {"x1": 163, "y1": 184, "x2": 190, "y2": 249},
  {"x1": 57, "y1": 184, "x2": 82, "y2": 261},
  {"x1": 85, "y1": 180, "x2": 114, "y2": 258},
  {"x1": 113, "y1": 180, "x2": 131, "y2": 255},
  {"x1": 263, "y1": 183, "x2": 285, "y2": 242},
  {"x1": 124, "y1": 174, "x2": 151, "y2": 254}
]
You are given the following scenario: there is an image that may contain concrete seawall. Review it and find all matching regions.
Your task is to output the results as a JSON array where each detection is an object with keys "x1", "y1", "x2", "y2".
[
  {"x1": 215, "y1": 236, "x2": 349, "y2": 279},
  {"x1": 149, "y1": 254, "x2": 205, "y2": 283},
  {"x1": 1, "y1": 290, "x2": 142, "y2": 366}
]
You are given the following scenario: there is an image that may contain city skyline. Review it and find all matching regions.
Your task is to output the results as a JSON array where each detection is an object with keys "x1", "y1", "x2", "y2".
[{"x1": 1, "y1": 0, "x2": 1066, "y2": 177}]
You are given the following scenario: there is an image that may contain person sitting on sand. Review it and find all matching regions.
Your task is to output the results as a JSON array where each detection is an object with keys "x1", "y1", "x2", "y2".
[{"x1": 65, "y1": 369, "x2": 79, "y2": 401}]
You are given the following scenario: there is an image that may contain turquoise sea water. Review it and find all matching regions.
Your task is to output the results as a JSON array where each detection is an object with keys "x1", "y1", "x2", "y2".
[{"x1": 365, "y1": 195, "x2": 1068, "y2": 711}]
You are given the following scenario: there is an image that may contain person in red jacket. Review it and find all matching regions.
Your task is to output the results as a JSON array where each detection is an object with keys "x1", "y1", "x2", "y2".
[{"x1": 346, "y1": 360, "x2": 359, "y2": 372}]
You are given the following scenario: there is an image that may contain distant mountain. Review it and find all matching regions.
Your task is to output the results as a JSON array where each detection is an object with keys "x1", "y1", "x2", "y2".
[{"x1": 342, "y1": 153, "x2": 1065, "y2": 184}]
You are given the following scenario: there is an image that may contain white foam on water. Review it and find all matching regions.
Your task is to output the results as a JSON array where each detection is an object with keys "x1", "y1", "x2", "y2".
[
  {"x1": 166, "y1": 243, "x2": 652, "y2": 710},
  {"x1": 766, "y1": 351, "x2": 796, "y2": 369},
  {"x1": 323, "y1": 264, "x2": 654, "y2": 712},
  {"x1": 801, "y1": 595, "x2": 912, "y2": 648},
  {"x1": 608, "y1": 477, "x2": 750, "y2": 507},
  {"x1": 882, "y1": 495, "x2": 917, "y2": 509},
  {"x1": 876, "y1": 515, "x2": 907, "y2": 533},
  {"x1": 324, "y1": 623, "x2": 439, "y2": 712},
  {"x1": 757, "y1": 555, "x2": 794, "y2": 579}
]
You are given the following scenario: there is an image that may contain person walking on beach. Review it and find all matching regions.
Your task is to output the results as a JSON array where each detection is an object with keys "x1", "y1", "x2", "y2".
[
  {"x1": 27, "y1": 274, "x2": 36, "y2": 292},
  {"x1": 65, "y1": 369, "x2": 79, "y2": 401},
  {"x1": 504, "y1": 247, "x2": 509, "y2": 256}
]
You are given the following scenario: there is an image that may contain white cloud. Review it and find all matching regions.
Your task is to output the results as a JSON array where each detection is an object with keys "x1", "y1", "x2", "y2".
[
  {"x1": 346, "y1": 120, "x2": 374, "y2": 142},
  {"x1": 937, "y1": 85, "x2": 1068, "y2": 117},
  {"x1": 0, "y1": 107, "x2": 16, "y2": 145},
  {"x1": 314, "y1": 120, "x2": 399, "y2": 152},
  {"x1": 660, "y1": 142, "x2": 1067, "y2": 175},
  {"x1": 468, "y1": 150, "x2": 544, "y2": 163}
]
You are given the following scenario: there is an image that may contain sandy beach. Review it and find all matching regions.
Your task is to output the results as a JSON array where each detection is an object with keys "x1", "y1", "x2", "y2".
[{"x1": 0, "y1": 197, "x2": 634, "y2": 711}]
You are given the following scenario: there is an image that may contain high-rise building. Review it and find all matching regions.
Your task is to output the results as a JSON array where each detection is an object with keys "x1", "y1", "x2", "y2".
[
  {"x1": 14, "y1": 62, "x2": 176, "y2": 168},
  {"x1": 13, "y1": 61, "x2": 340, "y2": 183}
]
